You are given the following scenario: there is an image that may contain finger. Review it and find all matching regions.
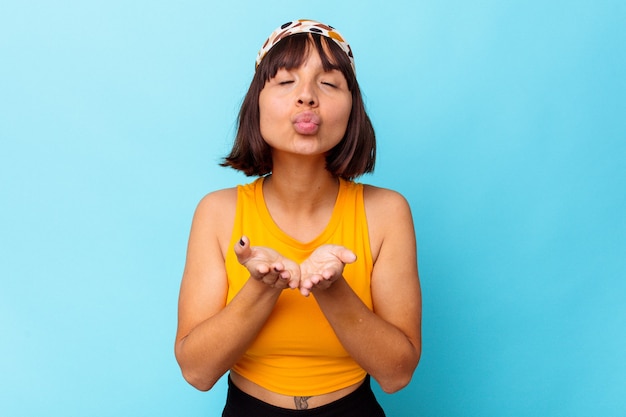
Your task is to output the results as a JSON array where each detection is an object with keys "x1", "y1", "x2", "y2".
[
  {"x1": 271, "y1": 262, "x2": 285, "y2": 273},
  {"x1": 234, "y1": 236, "x2": 252, "y2": 263},
  {"x1": 261, "y1": 275, "x2": 276, "y2": 288},
  {"x1": 265, "y1": 276, "x2": 291, "y2": 290},
  {"x1": 299, "y1": 275, "x2": 320, "y2": 295},
  {"x1": 289, "y1": 272, "x2": 301, "y2": 289},
  {"x1": 276, "y1": 274, "x2": 292, "y2": 290},
  {"x1": 321, "y1": 269, "x2": 335, "y2": 280},
  {"x1": 313, "y1": 280, "x2": 330, "y2": 291},
  {"x1": 261, "y1": 274, "x2": 277, "y2": 286},
  {"x1": 335, "y1": 247, "x2": 357, "y2": 264},
  {"x1": 310, "y1": 274, "x2": 322, "y2": 285},
  {"x1": 299, "y1": 278, "x2": 313, "y2": 292},
  {"x1": 281, "y1": 260, "x2": 301, "y2": 289},
  {"x1": 261, "y1": 265, "x2": 281, "y2": 283},
  {"x1": 274, "y1": 266, "x2": 292, "y2": 285},
  {"x1": 256, "y1": 264, "x2": 270, "y2": 275},
  {"x1": 288, "y1": 275, "x2": 300, "y2": 289}
]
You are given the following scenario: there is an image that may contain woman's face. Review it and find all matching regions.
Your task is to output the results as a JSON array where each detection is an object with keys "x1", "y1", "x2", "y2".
[{"x1": 258, "y1": 46, "x2": 352, "y2": 159}]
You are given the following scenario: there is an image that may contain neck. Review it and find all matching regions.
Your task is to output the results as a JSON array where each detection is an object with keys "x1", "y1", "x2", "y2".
[{"x1": 264, "y1": 160, "x2": 340, "y2": 212}]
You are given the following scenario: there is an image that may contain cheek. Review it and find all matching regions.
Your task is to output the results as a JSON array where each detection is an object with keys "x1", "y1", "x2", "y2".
[
  {"x1": 259, "y1": 105, "x2": 286, "y2": 141},
  {"x1": 258, "y1": 94, "x2": 277, "y2": 137},
  {"x1": 259, "y1": 90, "x2": 286, "y2": 118},
  {"x1": 331, "y1": 97, "x2": 352, "y2": 132}
]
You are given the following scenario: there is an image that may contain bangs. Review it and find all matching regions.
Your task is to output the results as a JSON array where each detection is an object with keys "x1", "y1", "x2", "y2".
[{"x1": 257, "y1": 33, "x2": 355, "y2": 89}]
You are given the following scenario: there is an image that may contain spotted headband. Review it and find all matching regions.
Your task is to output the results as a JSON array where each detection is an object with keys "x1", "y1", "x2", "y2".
[{"x1": 255, "y1": 19, "x2": 355, "y2": 73}]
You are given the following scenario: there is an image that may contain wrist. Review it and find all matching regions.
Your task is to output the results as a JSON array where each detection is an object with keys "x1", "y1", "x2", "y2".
[
  {"x1": 245, "y1": 277, "x2": 283, "y2": 298},
  {"x1": 311, "y1": 275, "x2": 346, "y2": 298}
]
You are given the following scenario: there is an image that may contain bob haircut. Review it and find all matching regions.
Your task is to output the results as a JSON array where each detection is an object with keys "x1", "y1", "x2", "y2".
[{"x1": 221, "y1": 33, "x2": 376, "y2": 180}]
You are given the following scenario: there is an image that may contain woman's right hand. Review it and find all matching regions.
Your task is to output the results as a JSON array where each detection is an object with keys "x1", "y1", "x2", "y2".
[{"x1": 234, "y1": 236, "x2": 301, "y2": 290}]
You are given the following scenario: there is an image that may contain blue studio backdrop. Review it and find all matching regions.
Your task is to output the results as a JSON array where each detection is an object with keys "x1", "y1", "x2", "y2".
[{"x1": 1, "y1": 1, "x2": 624, "y2": 416}]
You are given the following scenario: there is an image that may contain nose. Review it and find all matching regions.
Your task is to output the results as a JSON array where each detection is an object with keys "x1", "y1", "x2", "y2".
[
  {"x1": 296, "y1": 81, "x2": 318, "y2": 107},
  {"x1": 297, "y1": 97, "x2": 316, "y2": 106}
]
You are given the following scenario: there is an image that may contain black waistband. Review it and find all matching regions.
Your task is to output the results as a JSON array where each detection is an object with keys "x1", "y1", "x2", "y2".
[{"x1": 222, "y1": 374, "x2": 386, "y2": 417}]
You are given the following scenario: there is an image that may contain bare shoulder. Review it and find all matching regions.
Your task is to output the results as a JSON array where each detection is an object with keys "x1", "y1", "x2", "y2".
[
  {"x1": 362, "y1": 185, "x2": 415, "y2": 262},
  {"x1": 362, "y1": 184, "x2": 411, "y2": 213},
  {"x1": 362, "y1": 184, "x2": 414, "y2": 230},
  {"x1": 191, "y1": 187, "x2": 238, "y2": 254},
  {"x1": 194, "y1": 187, "x2": 238, "y2": 224},
  {"x1": 196, "y1": 187, "x2": 238, "y2": 213}
]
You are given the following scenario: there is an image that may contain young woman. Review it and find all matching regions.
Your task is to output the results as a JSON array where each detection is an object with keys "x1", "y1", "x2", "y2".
[{"x1": 175, "y1": 19, "x2": 422, "y2": 417}]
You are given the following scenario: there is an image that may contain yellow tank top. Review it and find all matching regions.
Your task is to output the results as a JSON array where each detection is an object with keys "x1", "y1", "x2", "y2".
[{"x1": 224, "y1": 176, "x2": 373, "y2": 396}]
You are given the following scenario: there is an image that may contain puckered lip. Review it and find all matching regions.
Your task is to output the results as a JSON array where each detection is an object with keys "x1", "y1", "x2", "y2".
[{"x1": 292, "y1": 111, "x2": 320, "y2": 125}]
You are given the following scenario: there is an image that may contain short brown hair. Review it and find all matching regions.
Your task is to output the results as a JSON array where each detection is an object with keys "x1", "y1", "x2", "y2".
[{"x1": 221, "y1": 33, "x2": 376, "y2": 180}]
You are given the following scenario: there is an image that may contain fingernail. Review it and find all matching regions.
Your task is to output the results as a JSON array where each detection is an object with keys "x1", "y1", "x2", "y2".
[{"x1": 239, "y1": 238, "x2": 244, "y2": 246}]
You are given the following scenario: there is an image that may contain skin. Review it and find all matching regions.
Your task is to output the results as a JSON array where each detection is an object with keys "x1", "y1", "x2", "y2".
[
  {"x1": 175, "y1": 45, "x2": 422, "y2": 409},
  {"x1": 258, "y1": 50, "x2": 353, "y2": 161}
]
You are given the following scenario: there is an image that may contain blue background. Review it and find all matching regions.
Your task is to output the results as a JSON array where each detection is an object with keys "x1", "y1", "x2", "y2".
[{"x1": 1, "y1": 1, "x2": 624, "y2": 416}]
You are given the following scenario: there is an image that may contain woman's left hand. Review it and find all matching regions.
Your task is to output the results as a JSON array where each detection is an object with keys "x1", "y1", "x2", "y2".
[{"x1": 299, "y1": 245, "x2": 357, "y2": 296}]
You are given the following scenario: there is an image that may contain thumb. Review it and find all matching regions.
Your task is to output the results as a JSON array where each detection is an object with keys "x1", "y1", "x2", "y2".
[
  {"x1": 234, "y1": 235, "x2": 252, "y2": 263},
  {"x1": 335, "y1": 246, "x2": 357, "y2": 264}
]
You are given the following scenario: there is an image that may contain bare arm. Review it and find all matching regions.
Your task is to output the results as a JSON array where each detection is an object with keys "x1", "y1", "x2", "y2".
[
  {"x1": 174, "y1": 190, "x2": 299, "y2": 391},
  {"x1": 308, "y1": 187, "x2": 422, "y2": 393}
]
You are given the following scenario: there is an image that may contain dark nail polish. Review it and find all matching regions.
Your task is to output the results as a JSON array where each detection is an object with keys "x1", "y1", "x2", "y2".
[{"x1": 239, "y1": 238, "x2": 244, "y2": 246}]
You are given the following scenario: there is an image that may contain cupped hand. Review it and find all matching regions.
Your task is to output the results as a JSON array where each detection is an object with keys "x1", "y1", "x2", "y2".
[
  {"x1": 235, "y1": 236, "x2": 301, "y2": 290},
  {"x1": 299, "y1": 245, "x2": 357, "y2": 297}
]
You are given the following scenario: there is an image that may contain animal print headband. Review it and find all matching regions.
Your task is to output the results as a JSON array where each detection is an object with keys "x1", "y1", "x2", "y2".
[{"x1": 255, "y1": 19, "x2": 355, "y2": 74}]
